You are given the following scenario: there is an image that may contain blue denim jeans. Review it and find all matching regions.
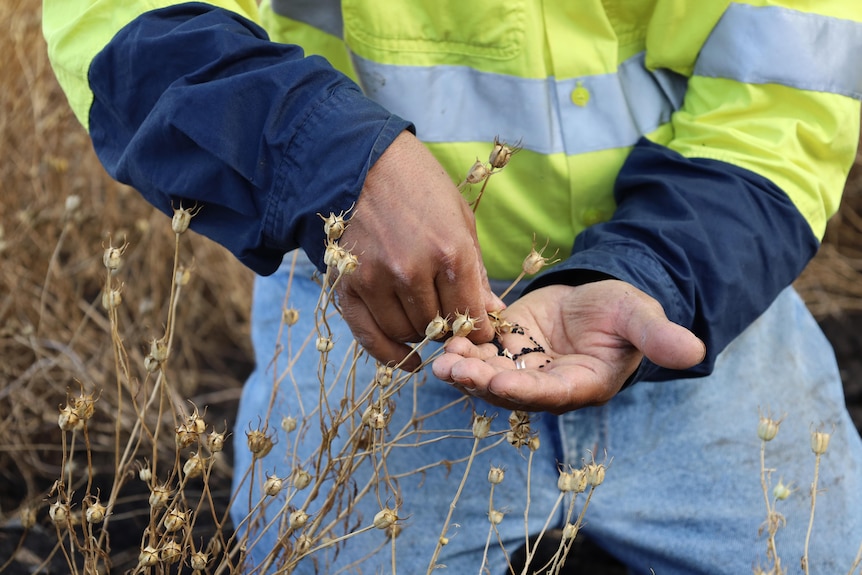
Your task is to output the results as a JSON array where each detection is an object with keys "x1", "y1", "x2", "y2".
[{"x1": 233, "y1": 252, "x2": 862, "y2": 574}]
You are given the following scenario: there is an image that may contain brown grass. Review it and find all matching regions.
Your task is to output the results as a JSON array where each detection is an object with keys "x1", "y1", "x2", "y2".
[{"x1": 0, "y1": 0, "x2": 860, "y2": 570}]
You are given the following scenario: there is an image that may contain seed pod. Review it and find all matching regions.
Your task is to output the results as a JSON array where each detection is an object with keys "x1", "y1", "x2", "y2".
[
  {"x1": 72, "y1": 392, "x2": 96, "y2": 422},
  {"x1": 374, "y1": 365, "x2": 393, "y2": 388},
  {"x1": 425, "y1": 313, "x2": 449, "y2": 340},
  {"x1": 811, "y1": 430, "x2": 831, "y2": 455},
  {"x1": 58, "y1": 404, "x2": 83, "y2": 432},
  {"x1": 773, "y1": 479, "x2": 792, "y2": 501},
  {"x1": 488, "y1": 466, "x2": 505, "y2": 485},
  {"x1": 295, "y1": 534, "x2": 312, "y2": 555},
  {"x1": 337, "y1": 251, "x2": 359, "y2": 276},
  {"x1": 161, "y1": 539, "x2": 182, "y2": 564},
  {"x1": 289, "y1": 509, "x2": 309, "y2": 529},
  {"x1": 138, "y1": 466, "x2": 152, "y2": 482},
  {"x1": 264, "y1": 474, "x2": 284, "y2": 497},
  {"x1": 472, "y1": 414, "x2": 493, "y2": 439},
  {"x1": 292, "y1": 468, "x2": 312, "y2": 490},
  {"x1": 488, "y1": 509, "x2": 504, "y2": 525},
  {"x1": 184, "y1": 453, "x2": 206, "y2": 478},
  {"x1": 101, "y1": 287, "x2": 123, "y2": 310},
  {"x1": 138, "y1": 546, "x2": 159, "y2": 568},
  {"x1": 149, "y1": 484, "x2": 171, "y2": 510},
  {"x1": 175, "y1": 264, "x2": 192, "y2": 286},
  {"x1": 102, "y1": 243, "x2": 125, "y2": 271},
  {"x1": 585, "y1": 463, "x2": 606, "y2": 487},
  {"x1": 149, "y1": 338, "x2": 169, "y2": 363},
  {"x1": 320, "y1": 212, "x2": 347, "y2": 241},
  {"x1": 562, "y1": 523, "x2": 578, "y2": 540},
  {"x1": 190, "y1": 551, "x2": 209, "y2": 571},
  {"x1": 206, "y1": 431, "x2": 226, "y2": 453},
  {"x1": 373, "y1": 507, "x2": 398, "y2": 530},
  {"x1": 464, "y1": 159, "x2": 490, "y2": 185},
  {"x1": 452, "y1": 312, "x2": 478, "y2": 337},
  {"x1": 528, "y1": 435, "x2": 541, "y2": 452},
  {"x1": 86, "y1": 501, "x2": 107, "y2": 524},
  {"x1": 323, "y1": 240, "x2": 346, "y2": 268},
  {"x1": 175, "y1": 423, "x2": 199, "y2": 449},
  {"x1": 316, "y1": 336, "x2": 334, "y2": 353},
  {"x1": 489, "y1": 136, "x2": 519, "y2": 169},
  {"x1": 281, "y1": 416, "x2": 298, "y2": 434},
  {"x1": 163, "y1": 508, "x2": 189, "y2": 533},
  {"x1": 246, "y1": 428, "x2": 274, "y2": 459},
  {"x1": 172, "y1": 204, "x2": 199, "y2": 234},
  {"x1": 49, "y1": 500, "x2": 70, "y2": 527},
  {"x1": 282, "y1": 308, "x2": 300, "y2": 326},
  {"x1": 757, "y1": 415, "x2": 782, "y2": 442}
]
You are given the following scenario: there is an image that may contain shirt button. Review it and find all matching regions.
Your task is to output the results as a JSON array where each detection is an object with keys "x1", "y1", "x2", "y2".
[{"x1": 570, "y1": 81, "x2": 590, "y2": 107}]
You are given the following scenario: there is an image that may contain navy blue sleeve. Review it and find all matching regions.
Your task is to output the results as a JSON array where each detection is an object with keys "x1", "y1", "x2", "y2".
[
  {"x1": 87, "y1": 2, "x2": 413, "y2": 274},
  {"x1": 525, "y1": 138, "x2": 819, "y2": 384}
]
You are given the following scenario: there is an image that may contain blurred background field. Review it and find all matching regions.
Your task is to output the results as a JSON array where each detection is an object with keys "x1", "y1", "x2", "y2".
[{"x1": 1, "y1": 0, "x2": 860, "y2": 572}]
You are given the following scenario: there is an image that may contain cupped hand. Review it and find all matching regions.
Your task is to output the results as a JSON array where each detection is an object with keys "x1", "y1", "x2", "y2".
[
  {"x1": 336, "y1": 131, "x2": 504, "y2": 371},
  {"x1": 431, "y1": 281, "x2": 706, "y2": 414}
]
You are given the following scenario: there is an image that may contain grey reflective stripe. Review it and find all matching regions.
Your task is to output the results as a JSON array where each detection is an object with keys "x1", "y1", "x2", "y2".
[
  {"x1": 352, "y1": 52, "x2": 687, "y2": 156},
  {"x1": 696, "y1": 4, "x2": 862, "y2": 100},
  {"x1": 270, "y1": 0, "x2": 343, "y2": 38}
]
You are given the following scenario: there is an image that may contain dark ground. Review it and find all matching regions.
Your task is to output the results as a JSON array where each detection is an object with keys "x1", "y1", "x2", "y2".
[{"x1": 2, "y1": 312, "x2": 861, "y2": 574}]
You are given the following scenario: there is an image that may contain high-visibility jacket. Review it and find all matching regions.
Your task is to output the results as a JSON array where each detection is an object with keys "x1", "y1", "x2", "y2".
[{"x1": 43, "y1": 0, "x2": 862, "y2": 382}]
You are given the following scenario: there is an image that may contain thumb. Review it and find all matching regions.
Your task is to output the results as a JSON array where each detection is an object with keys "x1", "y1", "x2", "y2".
[{"x1": 622, "y1": 302, "x2": 706, "y2": 370}]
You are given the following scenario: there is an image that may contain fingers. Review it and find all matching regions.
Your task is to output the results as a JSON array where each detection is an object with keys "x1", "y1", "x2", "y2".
[
  {"x1": 339, "y1": 290, "x2": 422, "y2": 372},
  {"x1": 618, "y1": 294, "x2": 706, "y2": 370}
]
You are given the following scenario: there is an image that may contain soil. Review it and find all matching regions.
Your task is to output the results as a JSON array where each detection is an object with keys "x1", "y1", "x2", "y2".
[{"x1": 2, "y1": 313, "x2": 861, "y2": 575}]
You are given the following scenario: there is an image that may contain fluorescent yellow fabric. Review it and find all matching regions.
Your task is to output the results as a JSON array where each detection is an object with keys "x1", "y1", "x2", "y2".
[
  {"x1": 42, "y1": 0, "x2": 260, "y2": 130},
  {"x1": 267, "y1": 0, "x2": 861, "y2": 278}
]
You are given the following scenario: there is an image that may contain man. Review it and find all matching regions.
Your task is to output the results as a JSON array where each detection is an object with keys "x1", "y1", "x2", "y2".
[{"x1": 44, "y1": 1, "x2": 862, "y2": 572}]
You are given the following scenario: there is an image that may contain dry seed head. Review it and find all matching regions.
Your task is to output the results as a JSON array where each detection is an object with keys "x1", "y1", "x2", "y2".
[
  {"x1": 175, "y1": 423, "x2": 199, "y2": 449},
  {"x1": 465, "y1": 159, "x2": 490, "y2": 185},
  {"x1": 472, "y1": 413, "x2": 493, "y2": 439},
  {"x1": 264, "y1": 474, "x2": 284, "y2": 497},
  {"x1": 144, "y1": 354, "x2": 161, "y2": 373},
  {"x1": 65, "y1": 194, "x2": 81, "y2": 215},
  {"x1": 757, "y1": 414, "x2": 782, "y2": 442},
  {"x1": 149, "y1": 484, "x2": 171, "y2": 510},
  {"x1": 183, "y1": 452, "x2": 206, "y2": 478},
  {"x1": 316, "y1": 336, "x2": 334, "y2": 353},
  {"x1": 58, "y1": 403, "x2": 83, "y2": 432},
  {"x1": 175, "y1": 264, "x2": 192, "y2": 286},
  {"x1": 289, "y1": 509, "x2": 309, "y2": 529},
  {"x1": 102, "y1": 242, "x2": 126, "y2": 271},
  {"x1": 488, "y1": 466, "x2": 505, "y2": 485},
  {"x1": 246, "y1": 427, "x2": 275, "y2": 459},
  {"x1": 49, "y1": 499, "x2": 70, "y2": 527},
  {"x1": 438, "y1": 536, "x2": 449, "y2": 546},
  {"x1": 528, "y1": 435, "x2": 541, "y2": 452},
  {"x1": 171, "y1": 202, "x2": 201, "y2": 234},
  {"x1": 373, "y1": 507, "x2": 398, "y2": 530},
  {"x1": 773, "y1": 479, "x2": 793, "y2": 501},
  {"x1": 187, "y1": 409, "x2": 207, "y2": 435},
  {"x1": 160, "y1": 539, "x2": 183, "y2": 564},
  {"x1": 282, "y1": 307, "x2": 300, "y2": 326},
  {"x1": 522, "y1": 236, "x2": 559, "y2": 275},
  {"x1": 374, "y1": 365, "x2": 394, "y2": 387},
  {"x1": 292, "y1": 467, "x2": 312, "y2": 490},
  {"x1": 20, "y1": 507, "x2": 37, "y2": 529},
  {"x1": 425, "y1": 313, "x2": 450, "y2": 340},
  {"x1": 452, "y1": 311, "x2": 479, "y2": 338},
  {"x1": 150, "y1": 338, "x2": 169, "y2": 363},
  {"x1": 72, "y1": 390, "x2": 97, "y2": 422},
  {"x1": 138, "y1": 546, "x2": 159, "y2": 568},
  {"x1": 138, "y1": 466, "x2": 153, "y2": 483},
  {"x1": 562, "y1": 523, "x2": 578, "y2": 540},
  {"x1": 337, "y1": 251, "x2": 359, "y2": 276},
  {"x1": 585, "y1": 462, "x2": 606, "y2": 487},
  {"x1": 323, "y1": 239, "x2": 346, "y2": 268},
  {"x1": 101, "y1": 287, "x2": 123, "y2": 310},
  {"x1": 206, "y1": 431, "x2": 226, "y2": 453},
  {"x1": 488, "y1": 136, "x2": 520, "y2": 169},
  {"x1": 488, "y1": 509, "x2": 504, "y2": 525},
  {"x1": 281, "y1": 415, "x2": 298, "y2": 434},
  {"x1": 320, "y1": 212, "x2": 348, "y2": 241},
  {"x1": 163, "y1": 508, "x2": 190, "y2": 533},
  {"x1": 295, "y1": 534, "x2": 312, "y2": 555},
  {"x1": 86, "y1": 501, "x2": 107, "y2": 524},
  {"x1": 190, "y1": 551, "x2": 209, "y2": 571},
  {"x1": 810, "y1": 429, "x2": 831, "y2": 455}
]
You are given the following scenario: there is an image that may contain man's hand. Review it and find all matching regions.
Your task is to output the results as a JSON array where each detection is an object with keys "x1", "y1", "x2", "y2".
[
  {"x1": 431, "y1": 281, "x2": 706, "y2": 414},
  {"x1": 337, "y1": 131, "x2": 504, "y2": 371}
]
